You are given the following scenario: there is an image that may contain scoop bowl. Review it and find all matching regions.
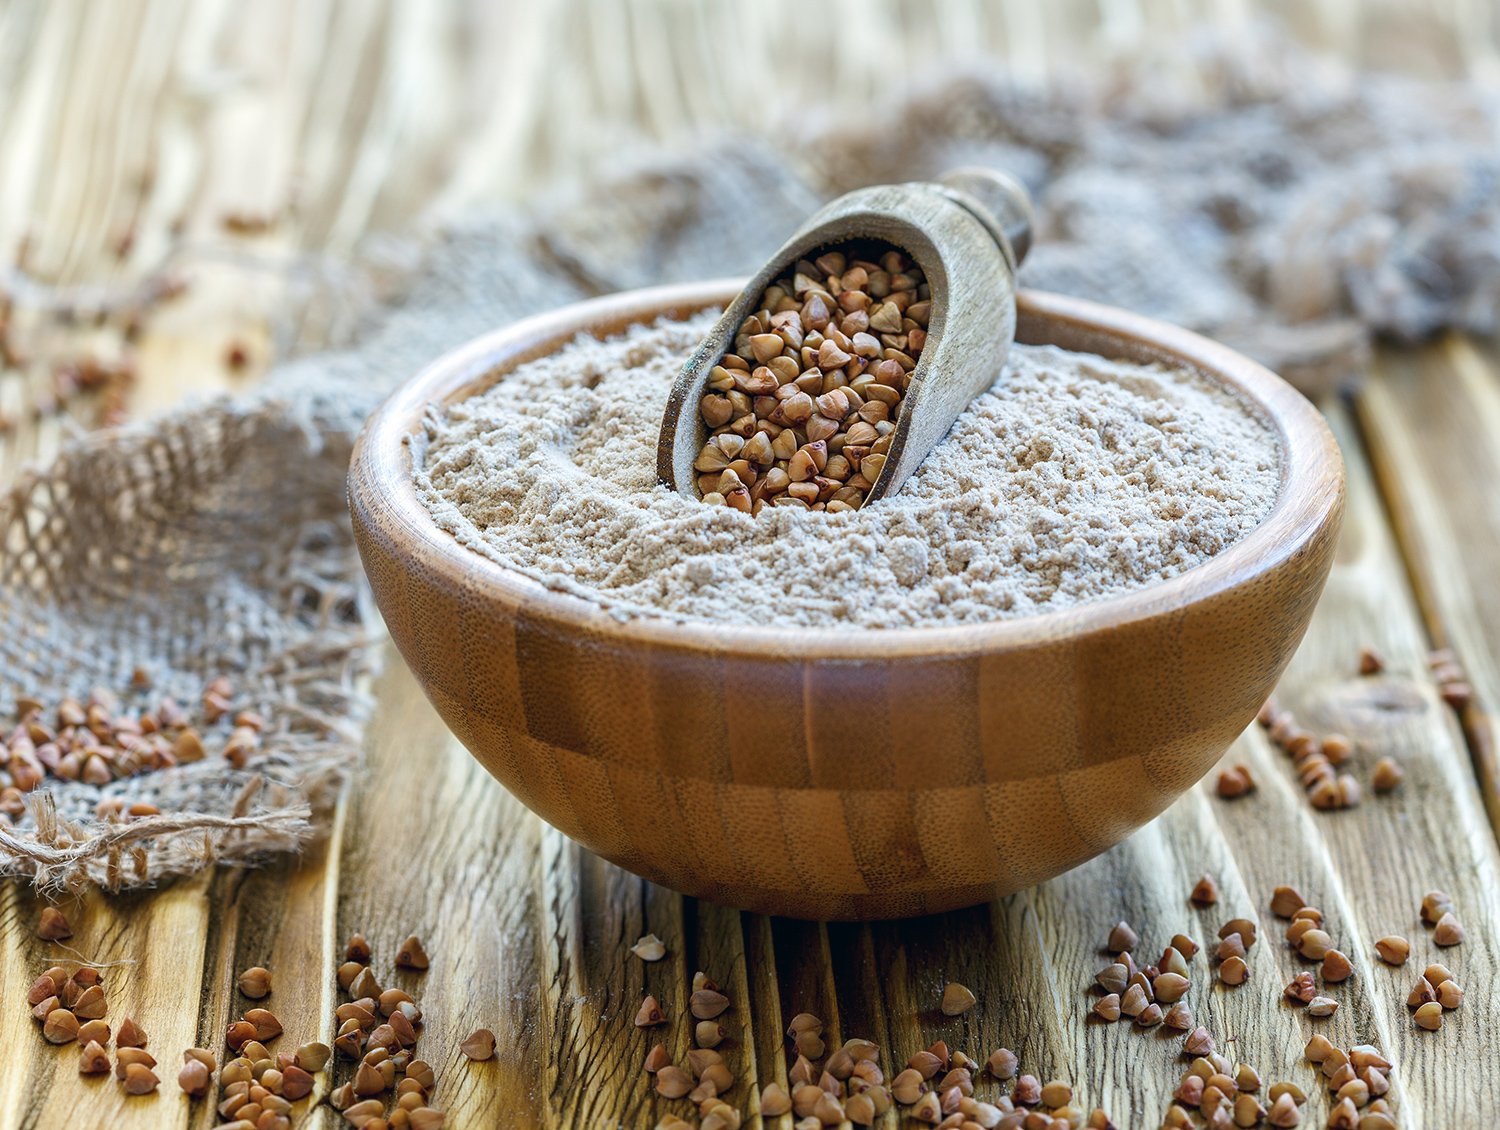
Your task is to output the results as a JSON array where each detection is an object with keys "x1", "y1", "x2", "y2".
[{"x1": 348, "y1": 282, "x2": 1344, "y2": 920}]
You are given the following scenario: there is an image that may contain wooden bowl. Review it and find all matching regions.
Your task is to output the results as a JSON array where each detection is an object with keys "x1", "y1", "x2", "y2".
[{"x1": 348, "y1": 283, "x2": 1344, "y2": 920}]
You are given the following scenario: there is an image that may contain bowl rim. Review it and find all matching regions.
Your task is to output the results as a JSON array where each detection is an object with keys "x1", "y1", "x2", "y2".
[{"x1": 350, "y1": 281, "x2": 1344, "y2": 660}]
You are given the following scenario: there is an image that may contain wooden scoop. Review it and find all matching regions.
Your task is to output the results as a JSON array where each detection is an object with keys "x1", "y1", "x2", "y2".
[{"x1": 657, "y1": 168, "x2": 1033, "y2": 507}]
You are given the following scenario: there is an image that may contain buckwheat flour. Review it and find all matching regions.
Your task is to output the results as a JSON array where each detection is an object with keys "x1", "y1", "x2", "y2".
[{"x1": 414, "y1": 312, "x2": 1279, "y2": 629}]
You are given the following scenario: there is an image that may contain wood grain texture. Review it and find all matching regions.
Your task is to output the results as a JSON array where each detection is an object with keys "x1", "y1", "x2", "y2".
[
  {"x1": 4, "y1": 1, "x2": 1500, "y2": 1127},
  {"x1": 1356, "y1": 337, "x2": 1500, "y2": 833},
  {"x1": 1189, "y1": 399, "x2": 1500, "y2": 1125},
  {"x1": 349, "y1": 283, "x2": 1345, "y2": 918},
  {"x1": 332, "y1": 663, "x2": 533, "y2": 1129}
]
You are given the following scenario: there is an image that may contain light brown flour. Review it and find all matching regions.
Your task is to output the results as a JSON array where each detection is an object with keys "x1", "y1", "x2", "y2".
[{"x1": 415, "y1": 312, "x2": 1280, "y2": 629}]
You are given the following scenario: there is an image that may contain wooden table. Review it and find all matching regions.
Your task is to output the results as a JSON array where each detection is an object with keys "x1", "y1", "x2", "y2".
[{"x1": 2, "y1": 3, "x2": 1498, "y2": 1127}]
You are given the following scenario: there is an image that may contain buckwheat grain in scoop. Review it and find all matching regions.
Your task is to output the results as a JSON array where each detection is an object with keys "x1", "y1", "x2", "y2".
[{"x1": 692, "y1": 245, "x2": 925, "y2": 514}]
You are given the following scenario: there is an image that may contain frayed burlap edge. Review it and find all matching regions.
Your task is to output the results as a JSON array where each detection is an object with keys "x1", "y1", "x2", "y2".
[{"x1": 0, "y1": 394, "x2": 375, "y2": 893}]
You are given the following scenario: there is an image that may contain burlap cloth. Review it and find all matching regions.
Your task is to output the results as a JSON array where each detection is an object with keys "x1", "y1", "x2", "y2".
[{"x1": 4, "y1": 35, "x2": 1498, "y2": 891}]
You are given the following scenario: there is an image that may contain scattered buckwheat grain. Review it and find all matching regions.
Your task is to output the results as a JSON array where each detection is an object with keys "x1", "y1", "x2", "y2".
[
  {"x1": 631, "y1": 934, "x2": 667, "y2": 962},
  {"x1": 940, "y1": 982, "x2": 976, "y2": 1016},
  {"x1": 460, "y1": 1028, "x2": 496, "y2": 1061}
]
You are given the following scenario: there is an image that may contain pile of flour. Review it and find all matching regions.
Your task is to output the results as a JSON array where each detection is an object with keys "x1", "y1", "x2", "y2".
[{"x1": 415, "y1": 312, "x2": 1280, "y2": 629}]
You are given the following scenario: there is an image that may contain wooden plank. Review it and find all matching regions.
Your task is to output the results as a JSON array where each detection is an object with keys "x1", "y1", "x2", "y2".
[
  {"x1": 0, "y1": 8, "x2": 213, "y2": 1128},
  {"x1": 738, "y1": 914, "x2": 789, "y2": 1127},
  {"x1": 333, "y1": 659, "x2": 541, "y2": 1128},
  {"x1": 134, "y1": 0, "x2": 344, "y2": 416},
  {"x1": 0, "y1": 878, "x2": 212, "y2": 1130},
  {"x1": 865, "y1": 894, "x2": 1069, "y2": 1117},
  {"x1": 1192, "y1": 399, "x2": 1500, "y2": 1124},
  {"x1": 1356, "y1": 337, "x2": 1500, "y2": 833},
  {"x1": 190, "y1": 829, "x2": 343, "y2": 1130},
  {"x1": 1030, "y1": 806, "x2": 1249, "y2": 1126},
  {"x1": 536, "y1": 831, "x2": 664, "y2": 1129}
]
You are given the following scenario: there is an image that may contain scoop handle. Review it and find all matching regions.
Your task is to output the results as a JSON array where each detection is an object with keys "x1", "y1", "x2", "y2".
[{"x1": 936, "y1": 167, "x2": 1033, "y2": 269}]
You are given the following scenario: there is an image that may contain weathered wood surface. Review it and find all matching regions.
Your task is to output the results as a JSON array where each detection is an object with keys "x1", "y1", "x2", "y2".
[
  {"x1": 1356, "y1": 337, "x2": 1500, "y2": 833},
  {"x1": 3, "y1": 1, "x2": 1500, "y2": 1128}
]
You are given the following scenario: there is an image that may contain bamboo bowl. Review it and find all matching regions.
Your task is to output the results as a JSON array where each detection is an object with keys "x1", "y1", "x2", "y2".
[{"x1": 348, "y1": 282, "x2": 1344, "y2": 920}]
